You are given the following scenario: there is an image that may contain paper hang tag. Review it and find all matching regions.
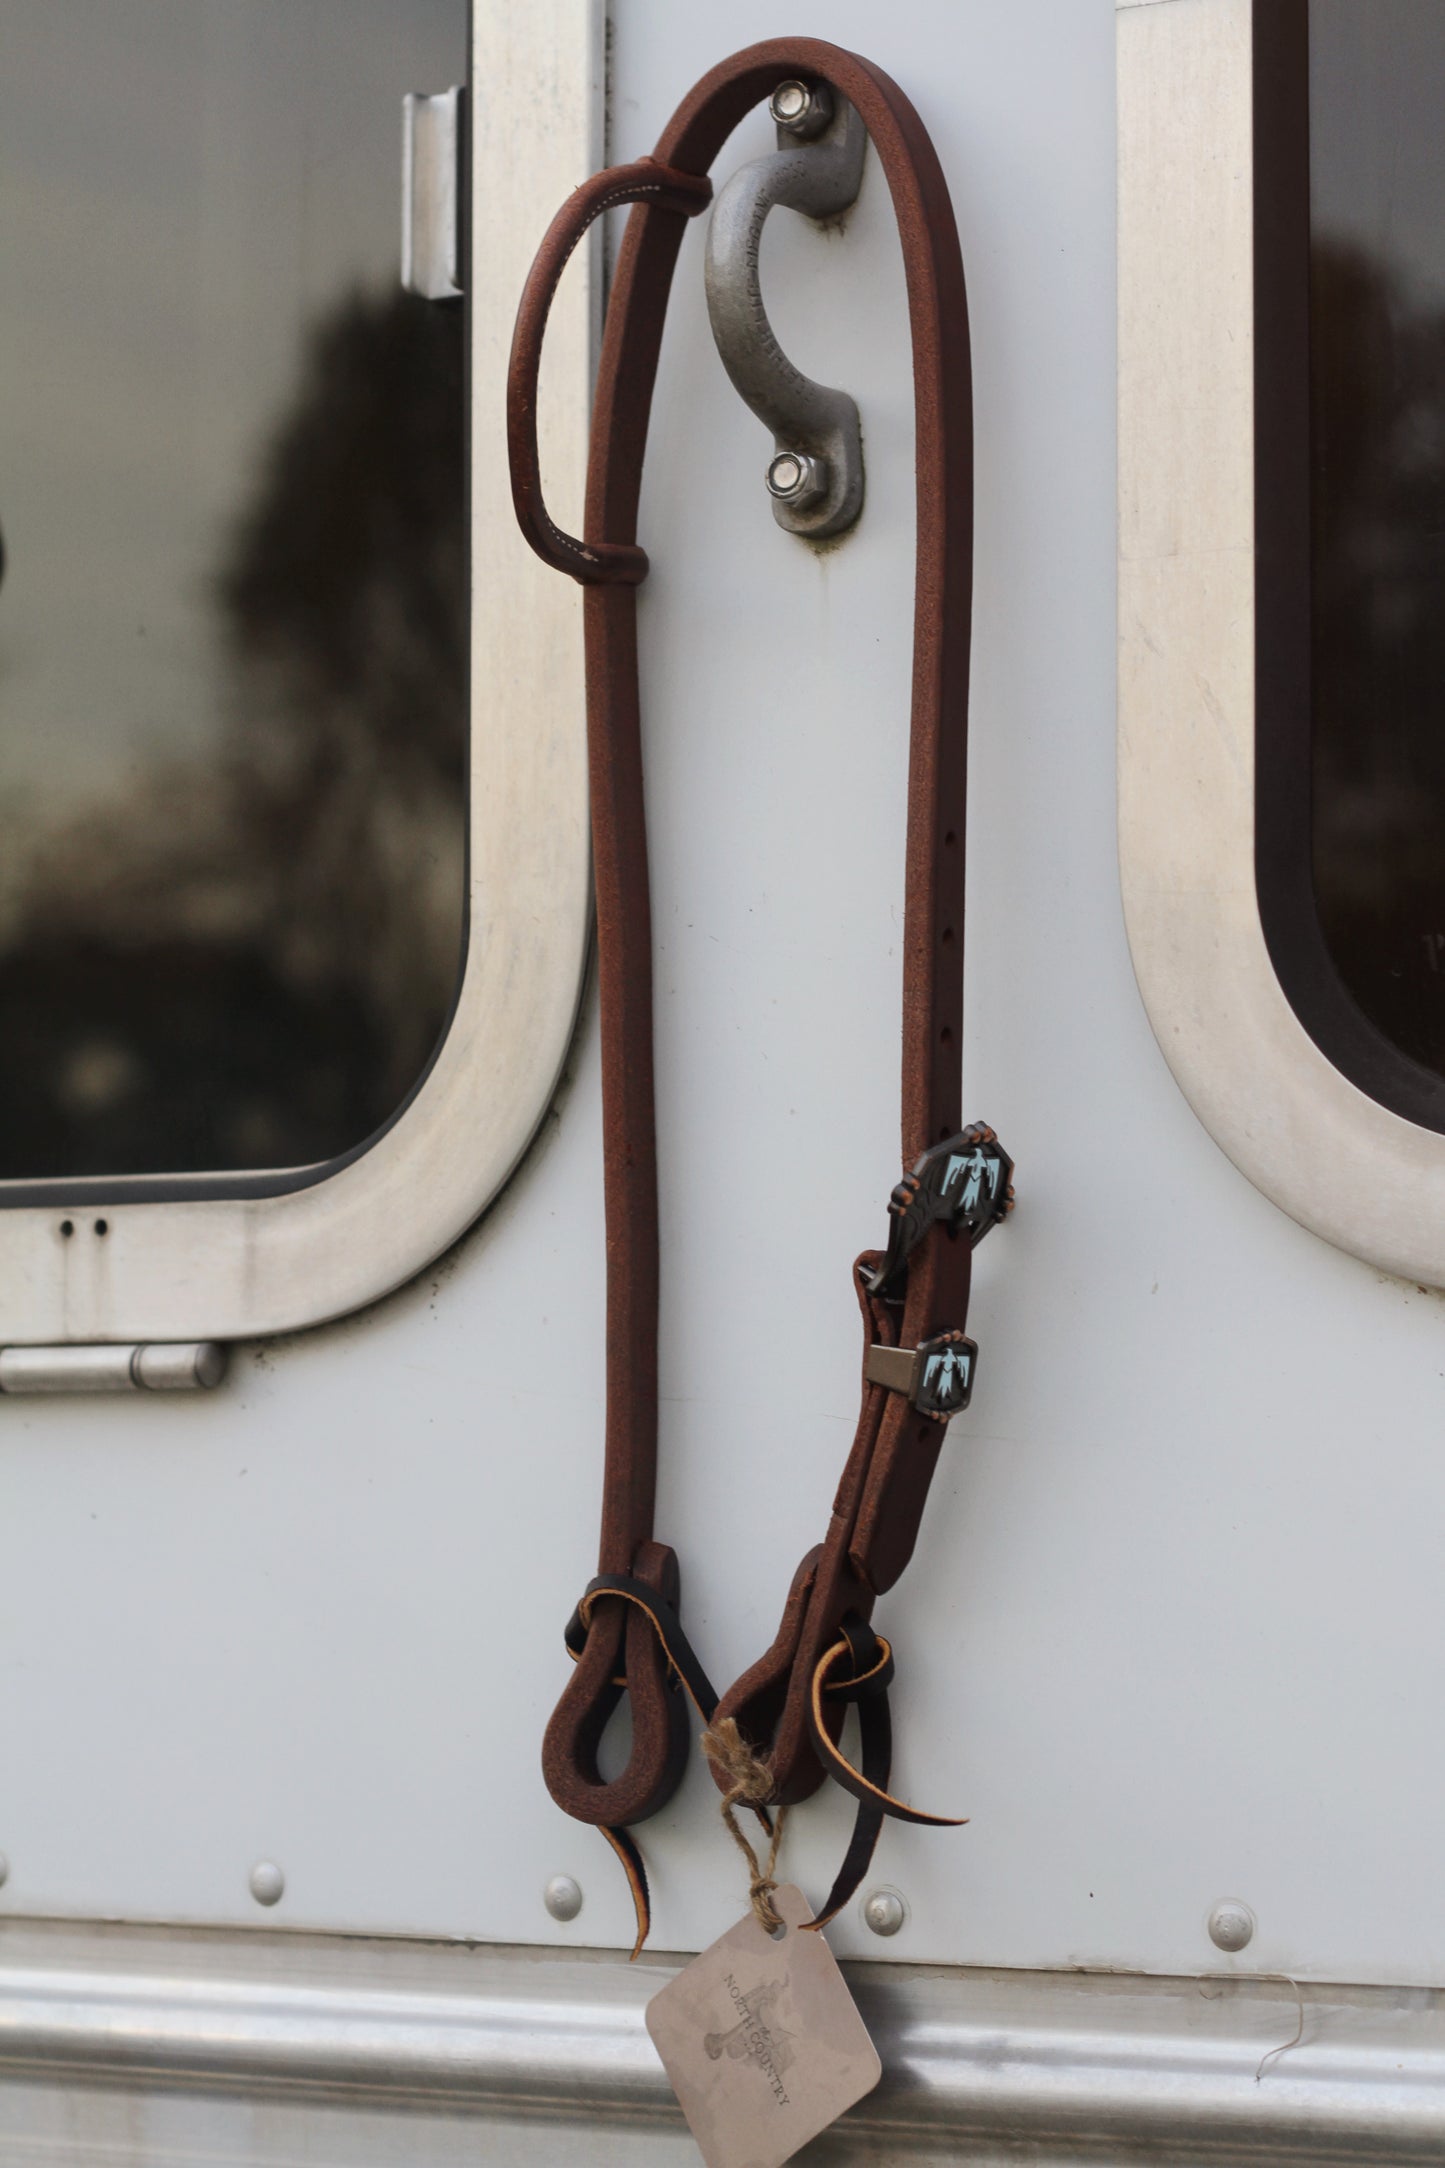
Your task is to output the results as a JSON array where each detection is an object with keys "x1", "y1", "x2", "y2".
[{"x1": 644, "y1": 1884, "x2": 882, "y2": 2168}]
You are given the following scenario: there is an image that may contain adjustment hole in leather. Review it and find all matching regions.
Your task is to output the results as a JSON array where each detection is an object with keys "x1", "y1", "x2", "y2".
[
  {"x1": 944, "y1": 829, "x2": 957, "y2": 848},
  {"x1": 941, "y1": 925, "x2": 955, "y2": 945},
  {"x1": 940, "y1": 1026, "x2": 954, "y2": 1047}
]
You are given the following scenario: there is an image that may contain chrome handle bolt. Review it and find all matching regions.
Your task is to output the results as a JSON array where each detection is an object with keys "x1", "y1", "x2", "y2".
[
  {"x1": 766, "y1": 450, "x2": 830, "y2": 512},
  {"x1": 769, "y1": 79, "x2": 834, "y2": 140}
]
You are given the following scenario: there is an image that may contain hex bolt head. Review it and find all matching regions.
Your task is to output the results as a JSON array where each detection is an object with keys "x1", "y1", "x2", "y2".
[
  {"x1": 544, "y1": 1874, "x2": 583, "y2": 1923},
  {"x1": 766, "y1": 450, "x2": 830, "y2": 513},
  {"x1": 769, "y1": 78, "x2": 834, "y2": 140},
  {"x1": 1208, "y1": 1899, "x2": 1255, "y2": 1953},
  {"x1": 862, "y1": 1887, "x2": 906, "y2": 1937},
  {"x1": 249, "y1": 1860, "x2": 285, "y2": 1908}
]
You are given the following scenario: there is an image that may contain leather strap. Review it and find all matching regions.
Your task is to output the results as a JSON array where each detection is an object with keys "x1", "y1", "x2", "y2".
[{"x1": 508, "y1": 38, "x2": 982, "y2": 1939}]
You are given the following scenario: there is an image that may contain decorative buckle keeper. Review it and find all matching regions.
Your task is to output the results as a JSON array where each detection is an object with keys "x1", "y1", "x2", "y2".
[
  {"x1": 865, "y1": 1328, "x2": 977, "y2": 1421},
  {"x1": 868, "y1": 1125, "x2": 1014, "y2": 1300}
]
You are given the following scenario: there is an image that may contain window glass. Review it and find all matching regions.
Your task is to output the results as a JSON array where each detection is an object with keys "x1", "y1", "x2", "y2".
[
  {"x1": 0, "y1": 0, "x2": 468, "y2": 1184},
  {"x1": 1310, "y1": 0, "x2": 1445, "y2": 1080}
]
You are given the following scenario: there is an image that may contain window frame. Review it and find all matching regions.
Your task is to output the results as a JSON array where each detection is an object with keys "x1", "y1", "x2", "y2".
[
  {"x1": 0, "y1": 0, "x2": 598, "y2": 1343},
  {"x1": 1117, "y1": 0, "x2": 1445, "y2": 1288}
]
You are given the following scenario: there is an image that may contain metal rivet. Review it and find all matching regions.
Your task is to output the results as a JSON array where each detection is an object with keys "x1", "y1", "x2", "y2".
[
  {"x1": 1208, "y1": 1899, "x2": 1255, "y2": 1952},
  {"x1": 249, "y1": 1860, "x2": 285, "y2": 1908},
  {"x1": 769, "y1": 78, "x2": 833, "y2": 140},
  {"x1": 766, "y1": 450, "x2": 829, "y2": 512},
  {"x1": 0, "y1": 1854, "x2": 9, "y2": 1890},
  {"x1": 862, "y1": 1886, "x2": 906, "y2": 1937},
  {"x1": 544, "y1": 1874, "x2": 583, "y2": 1923}
]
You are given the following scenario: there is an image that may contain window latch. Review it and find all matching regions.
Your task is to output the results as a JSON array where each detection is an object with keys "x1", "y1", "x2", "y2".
[{"x1": 402, "y1": 88, "x2": 464, "y2": 302}]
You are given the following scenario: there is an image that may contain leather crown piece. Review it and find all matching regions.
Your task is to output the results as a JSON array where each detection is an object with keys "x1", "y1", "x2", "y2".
[{"x1": 506, "y1": 37, "x2": 1012, "y2": 1957}]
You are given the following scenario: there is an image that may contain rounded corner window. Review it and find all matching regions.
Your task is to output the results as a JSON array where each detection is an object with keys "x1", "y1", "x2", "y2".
[
  {"x1": 0, "y1": 0, "x2": 597, "y2": 1349},
  {"x1": 1118, "y1": 0, "x2": 1445, "y2": 1290},
  {"x1": 0, "y1": 3, "x2": 472, "y2": 1201}
]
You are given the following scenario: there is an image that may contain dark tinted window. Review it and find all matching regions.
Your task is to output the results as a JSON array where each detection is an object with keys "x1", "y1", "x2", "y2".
[
  {"x1": 1255, "y1": 0, "x2": 1445, "y2": 1127},
  {"x1": 0, "y1": 1, "x2": 468, "y2": 1185},
  {"x1": 1310, "y1": 0, "x2": 1445, "y2": 1083}
]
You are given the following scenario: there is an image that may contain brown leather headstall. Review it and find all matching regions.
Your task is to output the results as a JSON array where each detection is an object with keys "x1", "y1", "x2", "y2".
[{"x1": 507, "y1": 37, "x2": 1012, "y2": 1955}]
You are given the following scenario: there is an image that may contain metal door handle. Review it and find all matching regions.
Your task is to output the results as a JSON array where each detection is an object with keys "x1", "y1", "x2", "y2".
[{"x1": 703, "y1": 80, "x2": 866, "y2": 538}]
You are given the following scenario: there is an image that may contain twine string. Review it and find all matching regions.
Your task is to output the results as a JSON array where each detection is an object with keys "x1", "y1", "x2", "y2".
[{"x1": 700, "y1": 1716, "x2": 790, "y2": 1933}]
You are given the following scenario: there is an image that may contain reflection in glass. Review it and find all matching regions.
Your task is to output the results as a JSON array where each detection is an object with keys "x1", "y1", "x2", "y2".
[
  {"x1": 0, "y1": 1, "x2": 468, "y2": 1182},
  {"x1": 1310, "y1": 1, "x2": 1445, "y2": 1079}
]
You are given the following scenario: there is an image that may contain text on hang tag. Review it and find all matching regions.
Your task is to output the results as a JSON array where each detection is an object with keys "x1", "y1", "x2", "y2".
[{"x1": 644, "y1": 1884, "x2": 881, "y2": 2168}]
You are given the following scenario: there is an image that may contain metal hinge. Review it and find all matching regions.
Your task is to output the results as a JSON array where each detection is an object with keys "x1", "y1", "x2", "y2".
[{"x1": 0, "y1": 1345, "x2": 227, "y2": 1396}]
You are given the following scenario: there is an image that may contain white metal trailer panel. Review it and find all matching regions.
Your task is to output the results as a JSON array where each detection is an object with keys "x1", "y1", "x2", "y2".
[{"x1": 2, "y1": 0, "x2": 1444, "y2": 2159}]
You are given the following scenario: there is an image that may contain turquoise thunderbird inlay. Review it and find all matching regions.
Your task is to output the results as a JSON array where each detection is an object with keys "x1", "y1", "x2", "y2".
[
  {"x1": 913, "y1": 1328, "x2": 977, "y2": 1419},
  {"x1": 921, "y1": 1338, "x2": 973, "y2": 1407},
  {"x1": 941, "y1": 1143, "x2": 1003, "y2": 1219}
]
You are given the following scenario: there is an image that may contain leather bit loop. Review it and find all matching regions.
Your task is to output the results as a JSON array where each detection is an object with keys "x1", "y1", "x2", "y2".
[
  {"x1": 554, "y1": 1570, "x2": 773, "y2": 1959},
  {"x1": 868, "y1": 1124, "x2": 1014, "y2": 1301},
  {"x1": 801, "y1": 1615, "x2": 965, "y2": 1931},
  {"x1": 864, "y1": 1327, "x2": 978, "y2": 1421},
  {"x1": 541, "y1": 1543, "x2": 693, "y2": 1867},
  {"x1": 565, "y1": 1571, "x2": 722, "y2": 1721}
]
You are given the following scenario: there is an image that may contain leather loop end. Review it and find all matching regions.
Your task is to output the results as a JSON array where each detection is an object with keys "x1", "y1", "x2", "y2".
[{"x1": 507, "y1": 159, "x2": 711, "y2": 586}]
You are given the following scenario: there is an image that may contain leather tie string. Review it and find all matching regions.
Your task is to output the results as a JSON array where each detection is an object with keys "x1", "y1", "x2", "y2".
[{"x1": 507, "y1": 39, "x2": 995, "y2": 1953}]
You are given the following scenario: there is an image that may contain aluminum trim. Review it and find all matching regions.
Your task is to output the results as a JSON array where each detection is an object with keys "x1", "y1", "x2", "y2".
[
  {"x1": 0, "y1": 1920, "x2": 1441, "y2": 2158},
  {"x1": 0, "y1": 0, "x2": 599, "y2": 1346}
]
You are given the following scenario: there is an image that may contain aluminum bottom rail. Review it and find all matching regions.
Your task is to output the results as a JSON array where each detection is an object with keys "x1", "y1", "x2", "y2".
[{"x1": 0, "y1": 1919, "x2": 1440, "y2": 2163}]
